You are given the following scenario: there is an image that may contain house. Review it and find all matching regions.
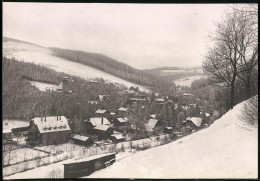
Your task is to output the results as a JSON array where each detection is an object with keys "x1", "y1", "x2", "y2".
[
  {"x1": 149, "y1": 114, "x2": 156, "y2": 119},
  {"x1": 11, "y1": 126, "x2": 29, "y2": 138},
  {"x1": 3, "y1": 129, "x2": 12, "y2": 140},
  {"x1": 145, "y1": 119, "x2": 163, "y2": 132},
  {"x1": 93, "y1": 125, "x2": 114, "y2": 139},
  {"x1": 182, "y1": 117, "x2": 203, "y2": 130},
  {"x1": 27, "y1": 116, "x2": 71, "y2": 146},
  {"x1": 72, "y1": 135, "x2": 93, "y2": 147},
  {"x1": 154, "y1": 98, "x2": 166, "y2": 104},
  {"x1": 129, "y1": 86, "x2": 139, "y2": 92},
  {"x1": 85, "y1": 117, "x2": 111, "y2": 129},
  {"x1": 88, "y1": 101, "x2": 98, "y2": 105},
  {"x1": 110, "y1": 134, "x2": 125, "y2": 143},
  {"x1": 117, "y1": 107, "x2": 128, "y2": 117},
  {"x1": 114, "y1": 118, "x2": 130, "y2": 126},
  {"x1": 98, "y1": 95, "x2": 110, "y2": 101},
  {"x1": 95, "y1": 109, "x2": 109, "y2": 117},
  {"x1": 164, "y1": 127, "x2": 173, "y2": 134}
]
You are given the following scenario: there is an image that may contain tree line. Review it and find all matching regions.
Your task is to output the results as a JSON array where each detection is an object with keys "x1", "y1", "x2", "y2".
[{"x1": 50, "y1": 47, "x2": 175, "y2": 94}]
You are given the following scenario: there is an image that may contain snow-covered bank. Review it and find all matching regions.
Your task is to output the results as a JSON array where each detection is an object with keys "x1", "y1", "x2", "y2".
[
  {"x1": 88, "y1": 99, "x2": 258, "y2": 178},
  {"x1": 3, "y1": 41, "x2": 150, "y2": 92}
]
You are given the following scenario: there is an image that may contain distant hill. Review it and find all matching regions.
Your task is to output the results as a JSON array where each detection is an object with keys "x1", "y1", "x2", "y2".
[
  {"x1": 50, "y1": 47, "x2": 174, "y2": 94},
  {"x1": 3, "y1": 36, "x2": 45, "y2": 48}
]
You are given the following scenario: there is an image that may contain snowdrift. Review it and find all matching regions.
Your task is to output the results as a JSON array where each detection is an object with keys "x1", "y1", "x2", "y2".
[{"x1": 89, "y1": 98, "x2": 258, "y2": 179}]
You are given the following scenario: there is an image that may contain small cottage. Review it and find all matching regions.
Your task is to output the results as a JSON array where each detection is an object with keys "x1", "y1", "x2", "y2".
[
  {"x1": 164, "y1": 127, "x2": 173, "y2": 134},
  {"x1": 145, "y1": 119, "x2": 163, "y2": 132},
  {"x1": 72, "y1": 135, "x2": 93, "y2": 147},
  {"x1": 117, "y1": 107, "x2": 128, "y2": 117},
  {"x1": 110, "y1": 134, "x2": 125, "y2": 143},
  {"x1": 182, "y1": 117, "x2": 203, "y2": 130},
  {"x1": 95, "y1": 109, "x2": 109, "y2": 117},
  {"x1": 93, "y1": 125, "x2": 114, "y2": 140}
]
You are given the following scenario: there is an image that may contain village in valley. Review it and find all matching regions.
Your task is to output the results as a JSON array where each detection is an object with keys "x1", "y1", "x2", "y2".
[
  {"x1": 3, "y1": 71, "x2": 214, "y2": 178},
  {"x1": 3, "y1": 3, "x2": 258, "y2": 179}
]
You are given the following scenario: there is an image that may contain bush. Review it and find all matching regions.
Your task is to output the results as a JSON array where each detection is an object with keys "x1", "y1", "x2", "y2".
[{"x1": 240, "y1": 96, "x2": 258, "y2": 127}]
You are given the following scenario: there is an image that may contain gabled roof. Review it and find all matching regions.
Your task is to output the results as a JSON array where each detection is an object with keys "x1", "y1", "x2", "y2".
[
  {"x1": 118, "y1": 107, "x2": 128, "y2": 112},
  {"x1": 183, "y1": 93, "x2": 194, "y2": 97},
  {"x1": 150, "y1": 114, "x2": 156, "y2": 119},
  {"x1": 73, "y1": 135, "x2": 91, "y2": 142},
  {"x1": 95, "y1": 109, "x2": 107, "y2": 114},
  {"x1": 94, "y1": 124, "x2": 111, "y2": 131},
  {"x1": 32, "y1": 116, "x2": 71, "y2": 133},
  {"x1": 117, "y1": 117, "x2": 129, "y2": 123},
  {"x1": 186, "y1": 117, "x2": 203, "y2": 127},
  {"x1": 89, "y1": 117, "x2": 110, "y2": 126},
  {"x1": 111, "y1": 134, "x2": 125, "y2": 140},
  {"x1": 146, "y1": 119, "x2": 159, "y2": 130}
]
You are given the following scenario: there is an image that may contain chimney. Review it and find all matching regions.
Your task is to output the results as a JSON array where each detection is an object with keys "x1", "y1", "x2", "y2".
[{"x1": 101, "y1": 117, "x2": 103, "y2": 124}]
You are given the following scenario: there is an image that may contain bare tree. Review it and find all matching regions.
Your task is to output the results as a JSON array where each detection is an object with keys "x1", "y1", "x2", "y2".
[
  {"x1": 229, "y1": 4, "x2": 258, "y2": 98},
  {"x1": 203, "y1": 9, "x2": 255, "y2": 108}
]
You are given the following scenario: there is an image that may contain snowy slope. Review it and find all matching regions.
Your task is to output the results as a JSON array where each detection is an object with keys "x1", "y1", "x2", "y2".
[
  {"x1": 88, "y1": 98, "x2": 258, "y2": 179},
  {"x1": 174, "y1": 75, "x2": 205, "y2": 87},
  {"x1": 3, "y1": 41, "x2": 150, "y2": 92}
]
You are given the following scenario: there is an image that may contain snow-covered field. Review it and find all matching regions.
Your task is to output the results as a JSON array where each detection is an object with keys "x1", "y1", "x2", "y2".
[
  {"x1": 3, "y1": 41, "x2": 150, "y2": 92},
  {"x1": 29, "y1": 81, "x2": 59, "y2": 92},
  {"x1": 174, "y1": 75, "x2": 205, "y2": 87},
  {"x1": 3, "y1": 120, "x2": 29, "y2": 132},
  {"x1": 87, "y1": 98, "x2": 258, "y2": 179}
]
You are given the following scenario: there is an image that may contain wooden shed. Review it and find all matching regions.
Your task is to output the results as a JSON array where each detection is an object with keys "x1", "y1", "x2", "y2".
[
  {"x1": 72, "y1": 135, "x2": 93, "y2": 147},
  {"x1": 93, "y1": 125, "x2": 114, "y2": 140}
]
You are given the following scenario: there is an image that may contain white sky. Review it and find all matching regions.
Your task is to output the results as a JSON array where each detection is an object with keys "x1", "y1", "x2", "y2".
[{"x1": 3, "y1": 3, "x2": 231, "y2": 69}]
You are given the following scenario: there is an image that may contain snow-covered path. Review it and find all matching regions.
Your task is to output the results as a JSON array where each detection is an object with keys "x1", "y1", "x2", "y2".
[{"x1": 88, "y1": 99, "x2": 258, "y2": 178}]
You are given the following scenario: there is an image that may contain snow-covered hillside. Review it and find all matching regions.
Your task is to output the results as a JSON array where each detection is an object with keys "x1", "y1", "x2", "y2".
[
  {"x1": 174, "y1": 75, "x2": 205, "y2": 87},
  {"x1": 88, "y1": 98, "x2": 258, "y2": 179},
  {"x1": 3, "y1": 41, "x2": 150, "y2": 92}
]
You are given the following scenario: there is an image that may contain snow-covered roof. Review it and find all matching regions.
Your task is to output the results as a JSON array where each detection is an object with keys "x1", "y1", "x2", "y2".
[
  {"x1": 165, "y1": 127, "x2": 173, "y2": 130},
  {"x1": 150, "y1": 114, "x2": 156, "y2": 119},
  {"x1": 90, "y1": 117, "x2": 110, "y2": 126},
  {"x1": 200, "y1": 112, "x2": 210, "y2": 117},
  {"x1": 117, "y1": 118, "x2": 129, "y2": 123},
  {"x1": 155, "y1": 98, "x2": 165, "y2": 102},
  {"x1": 118, "y1": 107, "x2": 128, "y2": 112},
  {"x1": 146, "y1": 119, "x2": 159, "y2": 129},
  {"x1": 186, "y1": 117, "x2": 203, "y2": 127},
  {"x1": 110, "y1": 112, "x2": 116, "y2": 115},
  {"x1": 113, "y1": 131, "x2": 123, "y2": 135},
  {"x1": 3, "y1": 129, "x2": 12, "y2": 134},
  {"x1": 95, "y1": 109, "x2": 107, "y2": 114},
  {"x1": 183, "y1": 93, "x2": 194, "y2": 96},
  {"x1": 32, "y1": 116, "x2": 71, "y2": 133},
  {"x1": 94, "y1": 124, "x2": 111, "y2": 131},
  {"x1": 111, "y1": 134, "x2": 125, "y2": 140},
  {"x1": 73, "y1": 135, "x2": 91, "y2": 142}
]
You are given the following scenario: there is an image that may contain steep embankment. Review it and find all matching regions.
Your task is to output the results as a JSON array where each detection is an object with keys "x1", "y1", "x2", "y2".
[
  {"x1": 3, "y1": 38, "x2": 151, "y2": 92},
  {"x1": 89, "y1": 97, "x2": 258, "y2": 178}
]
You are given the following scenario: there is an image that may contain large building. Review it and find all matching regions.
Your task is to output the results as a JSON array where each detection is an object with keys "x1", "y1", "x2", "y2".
[{"x1": 28, "y1": 116, "x2": 71, "y2": 146}]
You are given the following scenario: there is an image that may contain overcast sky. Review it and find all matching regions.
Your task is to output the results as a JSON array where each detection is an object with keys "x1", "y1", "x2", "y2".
[{"x1": 3, "y1": 3, "x2": 231, "y2": 69}]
